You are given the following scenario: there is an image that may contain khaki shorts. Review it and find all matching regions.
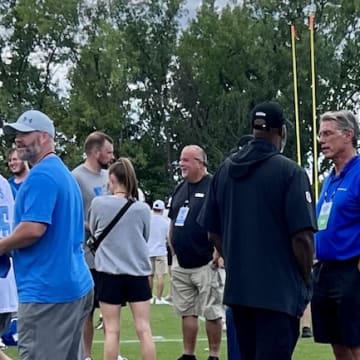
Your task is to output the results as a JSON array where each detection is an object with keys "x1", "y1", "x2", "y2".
[
  {"x1": 171, "y1": 255, "x2": 224, "y2": 320},
  {"x1": 150, "y1": 256, "x2": 168, "y2": 276}
]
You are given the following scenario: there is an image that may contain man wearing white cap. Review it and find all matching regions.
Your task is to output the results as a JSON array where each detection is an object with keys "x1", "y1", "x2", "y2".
[
  {"x1": 148, "y1": 200, "x2": 170, "y2": 304},
  {"x1": 0, "y1": 110, "x2": 94, "y2": 360}
]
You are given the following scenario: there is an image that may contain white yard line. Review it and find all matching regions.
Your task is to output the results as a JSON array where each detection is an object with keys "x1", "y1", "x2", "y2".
[{"x1": 93, "y1": 337, "x2": 212, "y2": 344}]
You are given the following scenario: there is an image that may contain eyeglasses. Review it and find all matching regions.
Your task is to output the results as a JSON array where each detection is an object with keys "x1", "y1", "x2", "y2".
[{"x1": 317, "y1": 130, "x2": 343, "y2": 141}]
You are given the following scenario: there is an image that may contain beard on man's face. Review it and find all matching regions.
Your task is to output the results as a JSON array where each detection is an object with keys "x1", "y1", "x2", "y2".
[{"x1": 99, "y1": 160, "x2": 110, "y2": 170}]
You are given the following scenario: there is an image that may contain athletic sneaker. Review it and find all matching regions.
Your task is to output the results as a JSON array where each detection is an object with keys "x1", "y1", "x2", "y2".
[
  {"x1": 118, "y1": 356, "x2": 128, "y2": 360},
  {"x1": 301, "y1": 326, "x2": 313, "y2": 338},
  {"x1": 177, "y1": 355, "x2": 197, "y2": 360},
  {"x1": 0, "y1": 338, "x2": 6, "y2": 349},
  {"x1": 95, "y1": 317, "x2": 103, "y2": 330},
  {"x1": 154, "y1": 297, "x2": 170, "y2": 305}
]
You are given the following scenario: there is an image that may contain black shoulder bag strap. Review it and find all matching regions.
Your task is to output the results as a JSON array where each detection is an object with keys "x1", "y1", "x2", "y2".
[{"x1": 88, "y1": 199, "x2": 135, "y2": 253}]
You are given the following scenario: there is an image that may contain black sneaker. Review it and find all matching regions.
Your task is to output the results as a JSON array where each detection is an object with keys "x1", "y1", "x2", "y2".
[
  {"x1": 301, "y1": 326, "x2": 313, "y2": 338},
  {"x1": 177, "y1": 355, "x2": 197, "y2": 360}
]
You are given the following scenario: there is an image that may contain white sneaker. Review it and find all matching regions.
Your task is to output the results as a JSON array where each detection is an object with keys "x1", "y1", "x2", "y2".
[
  {"x1": 155, "y1": 297, "x2": 170, "y2": 305},
  {"x1": 118, "y1": 356, "x2": 128, "y2": 360},
  {"x1": 0, "y1": 338, "x2": 6, "y2": 349}
]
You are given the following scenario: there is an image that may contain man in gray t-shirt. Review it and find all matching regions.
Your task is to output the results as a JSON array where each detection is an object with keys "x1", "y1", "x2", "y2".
[
  {"x1": 72, "y1": 131, "x2": 114, "y2": 360},
  {"x1": 72, "y1": 165, "x2": 109, "y2": 267}
]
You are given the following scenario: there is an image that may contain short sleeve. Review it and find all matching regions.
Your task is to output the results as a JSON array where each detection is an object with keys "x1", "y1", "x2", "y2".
[
  {"x1": 197, "y1": 173, "x2": 221, "y2": 235},
  {"x1": 285, "y1": 168, "x2": 317, "y2": 235},
  {"x1": 20, "y1": 174, "x2": 58, "y2": 225},
  {"x1": 142, "y1": 205, "x2": 151, "y2": 240},
  {"x1": 87, "y1": 198, "x2": 100, "y2": 237}
]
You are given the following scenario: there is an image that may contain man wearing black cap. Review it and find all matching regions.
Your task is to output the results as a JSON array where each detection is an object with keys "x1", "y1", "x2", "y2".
[{"x1": 199, "y1": 101, "x2": 317, "y2": 360}]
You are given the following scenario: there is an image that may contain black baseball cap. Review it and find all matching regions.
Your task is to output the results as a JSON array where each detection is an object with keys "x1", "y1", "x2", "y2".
[{"x1": 251, "y1": 101, "x2": 285, "y2": 131}]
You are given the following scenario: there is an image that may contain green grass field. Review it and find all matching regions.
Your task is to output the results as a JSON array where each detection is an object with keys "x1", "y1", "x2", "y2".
[{"x1": 3, "y1": 304, "x2": 333, "y2": 359}]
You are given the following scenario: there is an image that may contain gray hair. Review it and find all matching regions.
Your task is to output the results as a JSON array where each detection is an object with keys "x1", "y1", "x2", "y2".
[
  {"x1": 320, "y1": 110, "x2": 359, "y2": 148},
  {"x1": 182, "y1": 145, "x2": 208, "y2": 166}
]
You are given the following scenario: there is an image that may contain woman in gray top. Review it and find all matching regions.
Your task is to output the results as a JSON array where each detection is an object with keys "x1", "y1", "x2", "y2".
[{"x1": 88, "y1": 158, "x2": 156, "y2": 360}]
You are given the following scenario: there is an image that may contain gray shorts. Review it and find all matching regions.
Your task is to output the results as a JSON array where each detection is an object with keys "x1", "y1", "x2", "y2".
[
  {"x1": 0, "y1": 313, "x2": 11, "y2": 335},
  {"x1": 18, "y1": 290, "x2": 93, "y2": 360},
  {"x1": 171, "y1": 255, "x2": 224, "y2": 320}
]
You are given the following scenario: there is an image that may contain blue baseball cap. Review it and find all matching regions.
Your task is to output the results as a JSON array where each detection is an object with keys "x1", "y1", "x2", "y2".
[
  {"x1": 0, "y1": 254, "x2": 10, "y2": 278},
  {"x1": 4, "y1": 110, "x2": 55, "y2": 138}
]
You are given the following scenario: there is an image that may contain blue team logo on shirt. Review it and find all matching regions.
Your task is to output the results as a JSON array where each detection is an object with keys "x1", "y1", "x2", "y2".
[{"x1": 93, "y1": 187, "x2": 103, "y2": 196}]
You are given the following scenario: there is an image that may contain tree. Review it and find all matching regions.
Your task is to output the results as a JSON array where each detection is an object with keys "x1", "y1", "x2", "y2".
[
  {"x1": 65, "y1": 2, "x2": 131, "y2": 168},
  {"x1": 67, "y1": 0, "x2": 185, "y2": 200},
  {"x1": 1, "y1": 0, "x2": 358, "y2": 188},
  {"x1": 172, "y1": 0, "x2": 360, "y2": 174},
  {"x1": 0, "y1": 0, "x2": 82, "y2": 173},
  {"x1": 116, "y1": 0, "x2": 185, "y2": 200}
]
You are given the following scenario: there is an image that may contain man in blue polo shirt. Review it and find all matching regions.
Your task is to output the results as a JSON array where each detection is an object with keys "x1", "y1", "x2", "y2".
[
  {"x1": 312, "y1": 110, "x2": 360, "y2": 360},
  {"x1": 200, "y1": 101, "x2": 316, "y2": 360}
]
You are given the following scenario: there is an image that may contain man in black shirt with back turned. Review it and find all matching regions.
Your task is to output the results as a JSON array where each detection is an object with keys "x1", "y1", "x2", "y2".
[{"x1": 199, "y1": 101, "x2": 317, "y2": 360}]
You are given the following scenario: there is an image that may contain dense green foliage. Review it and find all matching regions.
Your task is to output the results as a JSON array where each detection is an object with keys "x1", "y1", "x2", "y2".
[{"x1": 0, "y1": 0, "x2": 359, "y2": 201}]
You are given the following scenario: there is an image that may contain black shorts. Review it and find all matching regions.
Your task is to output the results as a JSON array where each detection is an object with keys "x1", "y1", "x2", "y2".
[
  {"x1": 167, "y1": 245, "x2": 172, "y2": 266},
  {"x1": 231, "y1": 305, "x2": 299, "y2": 360},
  {"x1": 90, "y1": 268, "x2": 100, "y2": 310},
  {"x1": 311, "y1": 257, "x2": 360, "y2": 347},
  {"x1": 96, "y1": 272, "x2": 152, "y2": 305}
]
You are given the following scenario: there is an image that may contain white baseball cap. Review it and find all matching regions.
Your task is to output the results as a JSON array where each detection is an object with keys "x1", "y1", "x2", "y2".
[
  {"x1": 152, "y1": 200, "x2": 165, "y2": 210},
  {"x1": 4, "y1": 110, "x2": 55, "y2": 138}
]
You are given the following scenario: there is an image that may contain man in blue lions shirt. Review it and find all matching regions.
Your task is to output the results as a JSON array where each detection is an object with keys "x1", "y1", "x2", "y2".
[{"x1": 0, "y1": 110, "x2": 94, "y2": 360}]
